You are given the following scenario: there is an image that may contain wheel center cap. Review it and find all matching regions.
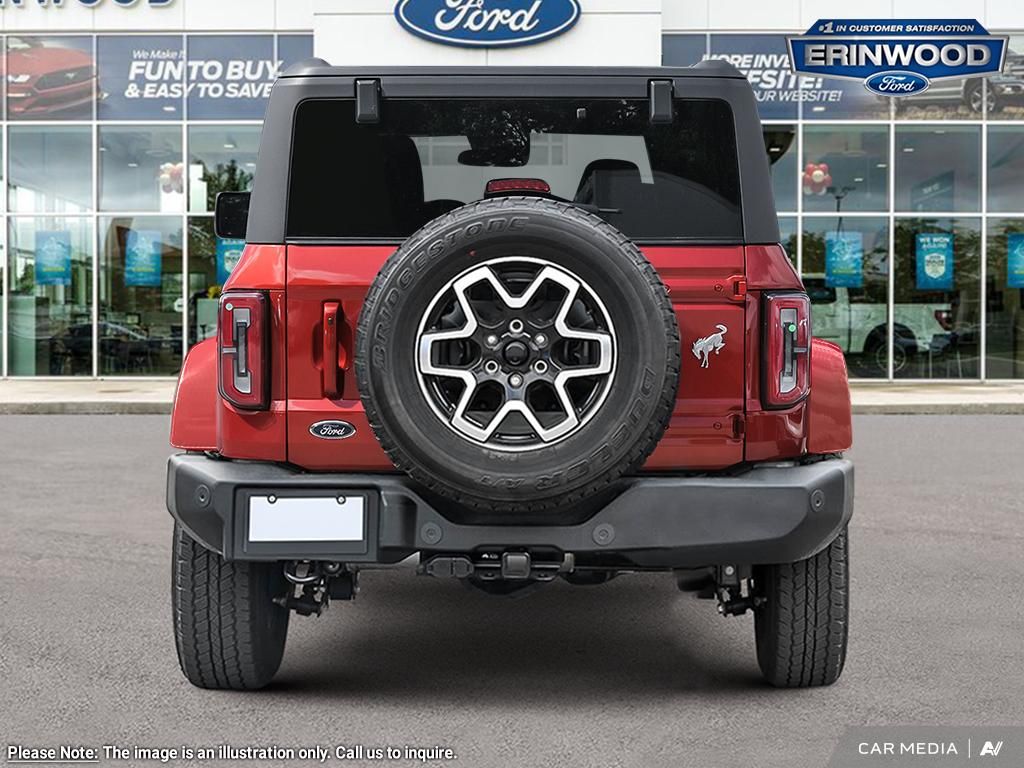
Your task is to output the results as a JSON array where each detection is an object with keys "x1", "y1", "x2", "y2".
[{"x1": 502, "y1": 340, "x2": 530, "y2": 366}]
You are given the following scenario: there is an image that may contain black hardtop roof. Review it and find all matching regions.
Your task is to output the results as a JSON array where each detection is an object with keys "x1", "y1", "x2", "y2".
[{"x1": 281, "y1": 59, "x2": 745, "y2": 80}]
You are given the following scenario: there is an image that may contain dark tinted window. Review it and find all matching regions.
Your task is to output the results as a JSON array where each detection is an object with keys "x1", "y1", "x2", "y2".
[{"x1": 287, "y1": 98, "x2": 741, "y2": 241}]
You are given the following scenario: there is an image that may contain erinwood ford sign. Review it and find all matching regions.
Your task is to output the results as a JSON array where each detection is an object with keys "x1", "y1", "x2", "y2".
[
  {"x1": 788, "y1": 19, "x2": 1007, "y2": 97},
  {"x1": 395, "y1": 0, "x2": 581, "y2": 48}
]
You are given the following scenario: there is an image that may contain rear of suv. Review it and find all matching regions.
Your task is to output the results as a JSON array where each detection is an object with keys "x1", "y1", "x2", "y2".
[{"x1": 167, "y1": 61, "x2": 854, "y2": 691}]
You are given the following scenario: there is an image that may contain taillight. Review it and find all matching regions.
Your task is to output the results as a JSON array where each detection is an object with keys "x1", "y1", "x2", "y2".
[
  {"x1": 218, "y1": 291, "x2": 269, "y2": 410},
  {"x1": 763, "y1": 292, "x2": 811, "y2": 409},
  {"x1": 485, "y1": 178, "x2": 551, "y2": 196},
  {"x1": 934, "y1": 308, "x2": 954, "y2": 331}
]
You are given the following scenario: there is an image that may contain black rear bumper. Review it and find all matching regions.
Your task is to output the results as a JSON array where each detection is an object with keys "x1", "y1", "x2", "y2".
[{"x1": 166, "y1": 455, "x2": 853, "y2": 568}]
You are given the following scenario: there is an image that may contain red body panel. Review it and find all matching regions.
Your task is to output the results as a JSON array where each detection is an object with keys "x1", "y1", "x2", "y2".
[
  {"x1": 643, "y1": 247, "x2": 746, "y2": 469},
  {"x1": 284, "y1": 245, "x2": 748, "y2": 471},
  {"x1": 223, "y1": 244, "x2": 286, "y2": 291},
  {"x1": 171, "y1": 239, "x2": 850, "y2": 467},
  {"x1": 807, "y1": 339, "x2": 853, "y2": 454},
  {"x1": 169, "y1": 339, "x2": 218, "y2": 451}
]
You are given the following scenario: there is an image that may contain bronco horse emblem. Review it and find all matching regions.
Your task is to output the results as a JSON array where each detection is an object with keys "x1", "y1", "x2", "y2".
[{"x1": 692, "y1": 324, "x2": 727, "y2": 368}]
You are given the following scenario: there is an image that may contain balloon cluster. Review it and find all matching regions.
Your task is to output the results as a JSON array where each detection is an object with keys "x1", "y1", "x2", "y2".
[
  {"x1": 802, "y1": 162, "x2": 832, "y2": 196},
  {"x1": 159, "y1": 162, "x2": 184, "y2": 195}
]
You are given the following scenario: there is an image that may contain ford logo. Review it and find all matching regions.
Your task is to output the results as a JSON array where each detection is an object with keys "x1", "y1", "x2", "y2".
[
  {"x1": 864, "y1": 71, "x2": 931, "y2": 97},
  {"x1": 309, "y1": 420, "x2": 357, "y2": 440},
  {"x1": 395, "y1": 0, "x2": 581, "y2": 48}
]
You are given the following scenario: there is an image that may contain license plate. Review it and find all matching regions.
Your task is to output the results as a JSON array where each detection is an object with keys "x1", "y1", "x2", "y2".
[{"x1": 248, "y1": 495, "x2": 365, "y2": 543}]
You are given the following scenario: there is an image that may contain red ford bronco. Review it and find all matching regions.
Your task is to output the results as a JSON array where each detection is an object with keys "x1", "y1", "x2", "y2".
[{"x1": 167, "y1": 61, "x2": 854, "y2": 691}]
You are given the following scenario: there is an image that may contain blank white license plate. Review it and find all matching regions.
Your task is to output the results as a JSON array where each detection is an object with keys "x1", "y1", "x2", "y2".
[{"x1": 248, "y1": 495, "x2": 365, "y2": 543}]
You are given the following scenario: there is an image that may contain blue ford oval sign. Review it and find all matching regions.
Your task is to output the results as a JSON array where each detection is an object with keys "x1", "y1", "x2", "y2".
[
  {"x1": 864, "y1": 71, "x2": 930, "y2": 97},
  {"x1": 395, "y1": 0, "x2": 581, "y2": 48}
]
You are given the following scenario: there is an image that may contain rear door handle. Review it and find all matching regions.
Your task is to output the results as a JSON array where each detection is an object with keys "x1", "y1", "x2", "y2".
[{"x1": 323, "y1": 301, "x2": 341, "y2": 399}]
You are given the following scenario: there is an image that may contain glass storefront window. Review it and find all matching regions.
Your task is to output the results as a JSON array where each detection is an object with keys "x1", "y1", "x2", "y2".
[
  {"x1": 7, "y1": 217, "x2": 94, "y2": 376},
  {"x1": 99, "y1": 126, "x2": 184, "y2": 213},
  {"x1": 0, "y1": 32, "x2": 314, "y2": 379},
  {"x1": 97, "y1": 35, "x2": 184, "y2": 121},
  {"x1": 187, "y1": 126, "x2": 260, "y2": 213},
  {"x1": 893, "y1": 218, "x2": 981, "y2": 379},
  {"x1": 804, "y1": 81, "x2": 890, "y2": 121},
  {"x1": 895, "y1": 126, "x2": 980, "y2": 213},
  {"x1": 779, "y1": 216, "x2": 797, "y2": 268},
  {"x1": 984, "y1": 35, "x2": 1024, "y2": 120},
  {"x1": 985, "y1": 219, "x2": 1024, "y2": 379},
  {"x1": 6, "y1": 36, "x2": 96, "y2": 121},
  {"x1": 98, "y1": 217, "x2": 183, "y2": 376},
  {"x1": 802, "y1": 217, "x2": 890, "y2": 378},
  {"x1": 894, "y1": 78, "x2": 982, "y2": 120},
  {"x1": 987, "y1": 126, "x2": 1024, "y2": 213},
  {"x1": 661, "y1": 34, "x2": 707, "y2": 67},
  {"x1": 708, "y1": 35, "x2": 798, "y2": 121},
  {"x1": 279, "y1": 35, "x2": 315, "y2": 70},
  {"x1": 186, "y1": 217, "x2": 230, "y2": 346},
  {"x1": 802, "y1": 126, "x2": 889, "y2": 213},
  {"x1": 764, "y1": 125, "x2": 797, "y2": 213},
  {"x1": 8, "y1": 127, "x2": 92, "y2": 213},
  {"x1": 186, "y1": 35, "x2": 275, "y2": 121}
]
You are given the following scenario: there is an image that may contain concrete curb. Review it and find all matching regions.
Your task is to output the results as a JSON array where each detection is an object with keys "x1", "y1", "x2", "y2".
[
  {"x1": 0, "y1": 402, "x2": 174, "y2": 415},
  {"x1": 852, "y1": 402, "x2": 1024, "y2": 415}
]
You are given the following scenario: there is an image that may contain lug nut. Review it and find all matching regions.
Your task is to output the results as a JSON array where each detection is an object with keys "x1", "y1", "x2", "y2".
[
  {"x1": 534, "y1": 333, "x2": 548, "y2": 347},
  {"x1": 509, "y1": 319, "x2": 525, "y2": 334},
  {"x1": 509, "y1": 374, "x2": 524, "y2": 388},
  {"x1": 533, "y1": 360, "x2": 549, "y2": 375},
  {"x1": 484, "y1": 360, "x2": 500, "y2": 375},
  {"x1": 486, "y1": 334, "x2": 499, "y2": 346}
]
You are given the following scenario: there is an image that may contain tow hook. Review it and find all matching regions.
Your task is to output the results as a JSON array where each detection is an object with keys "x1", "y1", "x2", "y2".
[
  {"x1": 275, "y1": 561, "x2": 359, "y2": 617},
  {"x1": 714, "y1": 564, "x2": 764, "y2": 617}
]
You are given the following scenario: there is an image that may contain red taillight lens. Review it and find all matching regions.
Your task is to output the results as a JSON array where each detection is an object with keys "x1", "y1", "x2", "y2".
[
  {"x1": 218, "y1": 291, "x2": 269, "y2": 410},
  {"x1": 934, "y1": 309, "x2": 954, "y2": 331},
  {"x1": 485, "y1": 178, "x2": 552, "y2": 196},
  {"x1": 763, "y1": 292, "x2": 811, "y2": 409}
]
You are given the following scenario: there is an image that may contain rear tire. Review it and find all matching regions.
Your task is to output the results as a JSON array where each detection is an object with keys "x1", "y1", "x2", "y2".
[
  {"x1": 752, "y1": 528, "x2": 849, "y2": 688},
  {"x1": 172, "y1": 525, "x2": 289, "y2": 690}
]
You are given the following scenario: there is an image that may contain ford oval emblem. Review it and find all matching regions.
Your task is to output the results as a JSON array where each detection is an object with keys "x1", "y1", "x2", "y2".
[
  {"x1": 864, "y1": 71, "x2": 930, "y2": 97},
  {"x1": 395, "y1": 0, "x2": 581, "y2": 48},
  {"x1": 309, "y1": 420, "x2": 357, "y2": 440}
]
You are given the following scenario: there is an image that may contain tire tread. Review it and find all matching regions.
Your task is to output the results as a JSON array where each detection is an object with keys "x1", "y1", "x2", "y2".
[{"x1": 754, "y1": 529, "x2": 849, "y2": 688}]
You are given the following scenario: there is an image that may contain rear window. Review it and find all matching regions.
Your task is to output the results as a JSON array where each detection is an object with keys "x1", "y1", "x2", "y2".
[{"x1": 287, "y1": 98, "x2": 741, "y2": 241}]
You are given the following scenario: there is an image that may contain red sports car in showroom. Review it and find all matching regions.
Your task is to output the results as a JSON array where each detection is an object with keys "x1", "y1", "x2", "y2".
[{"x1": 6, "y1": 37, "x2": 97, "y2": 118}]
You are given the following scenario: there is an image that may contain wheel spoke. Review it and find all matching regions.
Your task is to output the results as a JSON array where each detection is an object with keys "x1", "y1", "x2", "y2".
[{"x1": 416, "y1": 257, "x2": 616, "y2": 451}]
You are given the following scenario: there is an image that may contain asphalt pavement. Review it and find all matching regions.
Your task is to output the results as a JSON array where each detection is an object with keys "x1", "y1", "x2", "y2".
[{"x1": 1, "y1": 415, "x2": 1022, "y2": 767}]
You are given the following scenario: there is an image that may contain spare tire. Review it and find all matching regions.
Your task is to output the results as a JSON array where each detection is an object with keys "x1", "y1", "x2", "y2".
[{"x1": 356, "y1": 197, "x2": 680, "y2": 514}]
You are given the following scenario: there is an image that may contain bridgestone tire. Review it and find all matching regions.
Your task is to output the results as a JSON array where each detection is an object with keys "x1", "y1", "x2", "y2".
[
  {"x1": 753, "y1": 528, "x2": 850, "y2": 688},
  {"x1": 356, "y1": 197, "x2": 680, "y2": 514},
  {"x1": 172, "y1": 525, "x2": 289, "y2": 690}
]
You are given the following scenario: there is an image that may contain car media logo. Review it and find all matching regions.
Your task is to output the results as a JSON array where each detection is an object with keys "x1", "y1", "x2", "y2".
[
  {"x1": 395, "y1": 0, "x2": 581, "y2": 48},
  {"x1": 788, "y1": 19, "x2": 1007, "y2": 98},
  {"x1": 980, "y1": 741, "x2": 1004, "y2": 757},
  {"x1": 309, "y1": 420, "x2": 357, "y2": 440}
]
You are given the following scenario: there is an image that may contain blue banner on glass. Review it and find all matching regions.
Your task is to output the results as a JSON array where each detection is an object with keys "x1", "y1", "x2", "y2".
[
  {"x1": 125, "y1": 230, "x2": 163, "y2": 287},
  {"x1": 35, "y1": 231, "x2": 72, "y2": 287},
  {"x1": 825, "y1": 231, "x2": 864, "y2": 288},
  {"x1": 916, "y1": 233, "x2": 954, "y2": 290},
  {"x1": 216, "y1": 238, "x2": 245, "y2": 285},
  {"x1": 1008, "y1": 233, "x2": 1024, "y2": 289}
]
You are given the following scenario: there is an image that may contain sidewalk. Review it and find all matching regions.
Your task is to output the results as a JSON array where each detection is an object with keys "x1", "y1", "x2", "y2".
[{"x1": 2, "y1": 379, "x2": 1024, "y2": 415}]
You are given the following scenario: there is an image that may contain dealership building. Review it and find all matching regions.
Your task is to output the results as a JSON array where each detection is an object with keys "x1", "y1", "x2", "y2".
[{"x1": 2, "y1": 0, "x2": 1024, "y2": 383}]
